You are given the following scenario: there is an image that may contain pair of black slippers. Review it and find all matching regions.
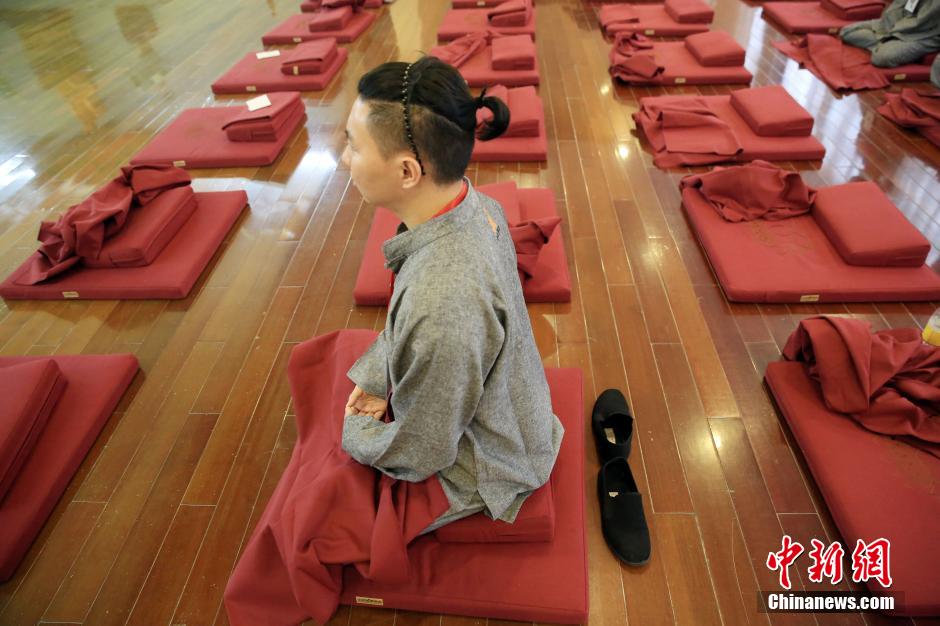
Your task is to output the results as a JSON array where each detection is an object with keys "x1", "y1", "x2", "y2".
[{"x1": 592, "y1": 389, "x2": 651, "y2": 566}]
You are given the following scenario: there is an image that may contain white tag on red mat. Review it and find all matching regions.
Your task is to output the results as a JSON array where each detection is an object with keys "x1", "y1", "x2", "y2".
[
  {"x1": 256, "y1": 50, "x2": 281, "y2": 59},
  {"x1": 246, "y1": 94, "x2": 272, "y2": 112}
]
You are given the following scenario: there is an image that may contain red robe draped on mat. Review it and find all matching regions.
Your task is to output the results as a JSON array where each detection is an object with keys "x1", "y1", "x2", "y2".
[
  {"x1": 429, "y1": 31, "x2": 490, "y2": 67},
  {"x1": 510, "y1": 217, "x2": 561, "y2": 282},
  {"x1": 20, "y1": 164, "x2": 190, "y2": 285},
  {"x1": 679, "y1": 160, "x2": 816, "y2": 222},
  {"x1": 878, "y1": 88, "x2": 940, "y2": 147},
  {"x1": 224, "y1": 330, "x2": 450, "y2": 626},
  {"x1": 773, "y1": 34, "x2": 889, "y2": 91},
  {"x1": 783, "y1": 316, "x2": 940, "y2": 459}
]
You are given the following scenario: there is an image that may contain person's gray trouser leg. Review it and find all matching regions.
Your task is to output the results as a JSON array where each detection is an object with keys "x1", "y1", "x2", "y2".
[
  {"x1": 840, "y1": 21, "x2": 880, "y2": 50},
  {"x1": 870, "y1": 39, "x2": 935, "y2": 67}
]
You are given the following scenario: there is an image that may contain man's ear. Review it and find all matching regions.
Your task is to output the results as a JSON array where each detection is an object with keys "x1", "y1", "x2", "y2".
[{"x1": 400, "y1": 155, "x2": 423, "y2": 190}]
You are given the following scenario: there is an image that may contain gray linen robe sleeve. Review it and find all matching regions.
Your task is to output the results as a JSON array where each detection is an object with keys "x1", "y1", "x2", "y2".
[
  {"x1": 341, "y1": 294, "x2": 505, "y2": 482},
  {"x1": 346, "y1": 329, "x2": 389, "y2": 398}
]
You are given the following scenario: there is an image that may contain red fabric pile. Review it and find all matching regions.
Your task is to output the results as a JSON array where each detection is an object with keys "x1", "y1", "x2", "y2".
[
  {"x1": 773, "y1": 34, "x2": 889, "y2": 91},
  {"x1": 783, "y1": 316, "x2": 940, "y2": 459},
  {"x1": 429, "y1": 31, "x2": 490, "y2": 67},
  {"x1": 21, "y1": 164, "x2": 190, "y2": 285},
  {"x1": 511, "y1": 217, "x2": 562, "y2": 281},
  {"x1": 608, "y1": 33, "x2": 663, "y2": 83},
  {"x1": 679, "y1": 160, "x2": 816, "y2": 222},
  {"x1": 878, "y1": 88, "x2": 940, "y2": 148},
  {"x1": 633, "y1": 98, "x2": 742, "y2": 166}
]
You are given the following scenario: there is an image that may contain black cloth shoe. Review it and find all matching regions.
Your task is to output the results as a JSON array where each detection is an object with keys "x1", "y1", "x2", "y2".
[
  {"x1": 598, "y1": 457, "x2": 651, "y2": 566},
  {"x1": 592, "y1": 389, "x2": 634, "y2": 464}
]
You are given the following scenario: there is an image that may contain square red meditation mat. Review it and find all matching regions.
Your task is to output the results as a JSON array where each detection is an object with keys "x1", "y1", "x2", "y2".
[
  {"x1": 262, "y1": 12, "x2": 376, "y2": 45},
  {"x1": 212, "y1": 48, "x2": 348, "y2": 94},
  {"x1": 458, "y1": 44, "x2": 541, "y2": 87},
  {"x1": 765, "y1": 361, "x2": 940, "y2": 616},
  {"x1": 680, "y1": 185, "x2": 940, "y2": 302},
  {"x1": 437, "y1": 8, "x2": 538, "y2": 42},
  {"x1": 604, "y1": 4, "x2": 711, "y2": 37},
  {"x1": 0, "y1": 191, "x2": 248, "y2": 301},
  {"x1": 0, "y1": 353, "x2": 139, "y2": 580},
  {"x1": 130, "y1": 105, "x2": 306, "y2": 169},
  {"x1": 339, "y1": 366, "x2": 587, "y2": 623}
]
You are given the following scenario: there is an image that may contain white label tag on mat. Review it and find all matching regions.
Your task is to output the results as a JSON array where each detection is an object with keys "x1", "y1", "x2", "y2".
[
  {"x1": 644, "y1": 29, "x2": 655, "y2": 35},
  {"x1": 608, "y1": 491, "x2": 620, "y2": 498},
  {"x1": 800, "y1": 294, "x2": 820, "y2": 302},
  {"x1": 246, "y1": 94, "x2": 272, "y2": 111},
  {"x1": 293, "y1": 36, "x2": 303, "y2": 43},
  {"x1": 828, "y1": 27, "x2": 838, "y2": 33},
  {"x1": 256, "y1": 50, "x2": 281, "y2": 59},
  {"x1": 292, "y1": 66, "x2": 299, "y2": 75},
  {"x1": 905, "y1": 0, "x2": 919, "y2": 12},
  {"x1": 356, "y1": 597, "x2": 384, "y2": 607},
  {"x1": 245, "y1": 85, "x2": 257, "y2": 92},
  {"x1": 172, "y1": 160, "x2": 186, "y2": 167},
  {"x1": 675, "y1": 77, "x2": 687, "y2": 84},
  {"x1": 605, "y1": 428, "x2": 617, "y2": 444},
  {"x1": 62, "y1": 291, "x2": 79, "y2": 299},
  {"x1": 893, "y1": 73, "x2": 907, "y2": 81}
]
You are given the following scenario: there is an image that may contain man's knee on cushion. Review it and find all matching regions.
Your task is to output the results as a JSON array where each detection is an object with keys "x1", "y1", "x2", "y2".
[{"x1": 870, "y1": 42, "x2": 924, "y2": 68}]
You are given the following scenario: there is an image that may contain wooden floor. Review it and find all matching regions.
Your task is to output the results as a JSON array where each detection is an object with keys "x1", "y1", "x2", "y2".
[{"x1": 1, "y1": 0, "x2": 939, "y2": 625}]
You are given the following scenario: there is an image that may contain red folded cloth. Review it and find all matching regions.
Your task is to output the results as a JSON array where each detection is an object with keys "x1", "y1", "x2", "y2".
[
  {"x1": 609, "y1": 33, "x2": 662, "y2": 82},
  {"x1": 491, "y1": 34, "x2": 536, "y2": 70},
  {"x1": 879, "y1": 88, "x2": 940, "y2": 129},
  {"x1": 511, "y1": 217, "x2": 562, "y2": 281},
  {"x1": 477, "y1": 85, "x2": 541, "y2": 137},
  {"x1": 0, "y1": 360, "x2": 67, "y2": 502},
  {"x1": 18, "y1": 165, "x2": 192, "y2": 285},
  {"x1": 819, "y1": 0, "x2": 885, "y2": 20},
  {"x1": 664, "y1": 0, "x2": 714, "y2": 24},
  {"x1": 679, "y1": 160, "x2": 816, "y2": 222},
  {"x1": 684, "y1": 31, "x2": 745, "y2": 67},
  {"x1": 598, "y1": 5, "x2": 638, "y2": 33},
  {"x1": 223, "y1": 331, "x2": 450, "y2": 626},
  {"x1": 730, "y1": 85, "x2": 815, "y2": 137},
  {"x1": 812, "y1": 181, "x2": 930, "y2": 267},
  {"x1": 280, "y1": 38, "x2": 339, "y2": 75},
  {"x1": 429, "y1": 32, "x2": 489, "y2": 68},
  {"x1": 773, "y1": 34, "x2": 889, "y2": 91},
  {"x1": 783, "y1": 316, "x2": 940, "y2": 459},
  {"x1": 222, "y1": 92, "x2": 305, "y2": 142},
  {"x1": 487, "y1": 0, "x2": 532, "y2": 27},
  {"x1": 642, "y1": 99, "x2": 743, "y2": 156},
  {"x1": 307, "y1": 6, "x2": 353, "y2": 31}
]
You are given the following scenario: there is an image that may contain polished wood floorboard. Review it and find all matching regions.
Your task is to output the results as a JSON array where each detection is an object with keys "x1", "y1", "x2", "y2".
[{"x1": 0, "y1": 0, "x2": 938, "y2": 624}]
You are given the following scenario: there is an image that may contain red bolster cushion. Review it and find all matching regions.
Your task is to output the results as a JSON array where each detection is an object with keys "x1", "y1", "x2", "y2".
[
  {"x1": 730, "y1": 85, "x2": 814, "y2": 137},
  {"x1": 280, "y1": 38, "x2": 339, "y2": 75},
  {"x1": 307, "y1": 6, "x2": 353, "y2": 31},
  {"x1": 82, "y1": 186, "x2": 197, "y2": 268},
  {"x1": 813, "y1": 181, "x2": 930, "y2": 267},
  {"x1": 491, "y1": 34, "x2": 536, "y2": 70},
  {"x1": 222, "y1": 92, "x2": 305, "y2": 142},
  {"x1": 664, "y1": 0, "x2": 714, "y2": 23},
  {"x1": 684, "y1": 31, "x2": 746, "y2": 67},
  {"x1": 820, "y1": 0, "x2": 885, "y2": 20},
  {"x1": 0, "y1": 360, "x2": 67, "y2": 502}
]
